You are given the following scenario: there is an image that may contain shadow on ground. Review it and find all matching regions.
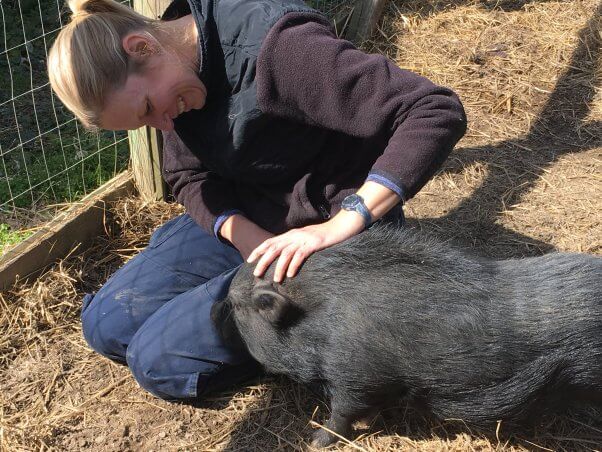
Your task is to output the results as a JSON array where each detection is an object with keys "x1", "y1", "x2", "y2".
[{"x1": 412, "y1": 0, "x2": 601, "y2": 257}]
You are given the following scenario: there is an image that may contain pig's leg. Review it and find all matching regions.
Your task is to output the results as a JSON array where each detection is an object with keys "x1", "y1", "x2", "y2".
[
  {"x1": 311, "y1": 390, "x2": 367, "y2": 448},
  {"x1": 311, "y1": 411, "x2": 352, "y2": 448}
]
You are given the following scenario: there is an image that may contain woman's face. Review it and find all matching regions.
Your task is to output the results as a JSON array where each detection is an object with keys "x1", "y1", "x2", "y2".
[{"x1": 100, "y1": 51, "x2": 207, "y2": 131}]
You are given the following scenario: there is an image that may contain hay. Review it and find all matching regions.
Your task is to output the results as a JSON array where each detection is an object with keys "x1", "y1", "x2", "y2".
[
  {"x1": 366, "y1": 0, "x2": 602, "y2": 258},
  {"x1": 1, "y1": 0, "x2": 601, "y2": 450}
]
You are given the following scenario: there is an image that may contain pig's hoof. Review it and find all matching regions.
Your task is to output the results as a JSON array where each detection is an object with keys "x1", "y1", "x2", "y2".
[{"x1": 311, "y1": 429, "x2": 337, "y2": 448}]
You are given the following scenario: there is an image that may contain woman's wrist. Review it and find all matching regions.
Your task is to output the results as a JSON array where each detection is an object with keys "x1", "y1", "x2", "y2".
[
  {"x1": 355, "y1": 181, "x2": 402, "y2": 221},
  {"x1": 220, "y1": 214, "x2": 273, "y2": 260},
  {"x1": 320, "y1": 210, "x2": 365, "y2": 245}
]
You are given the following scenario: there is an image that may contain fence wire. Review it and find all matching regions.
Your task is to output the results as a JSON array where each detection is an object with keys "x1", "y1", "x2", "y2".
[
  {"x1": 0, "y1": 0, "x2": 353, "y2": 252},
  {"x1": 0, "y1": 0, "x2": 130, "y2": 249}
]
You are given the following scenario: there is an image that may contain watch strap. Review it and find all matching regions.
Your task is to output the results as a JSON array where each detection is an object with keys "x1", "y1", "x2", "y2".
[{"x1": 342, "y1": 194, "x2": 372, "y2": 229}]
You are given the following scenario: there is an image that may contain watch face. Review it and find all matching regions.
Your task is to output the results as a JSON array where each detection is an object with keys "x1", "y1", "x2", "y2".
[
  {"x1": 343, "y1": 194, "x2": 361, "y2": 209},
  {"x1": 341, "y1": 194, "x2": 371, "y2": 227}
]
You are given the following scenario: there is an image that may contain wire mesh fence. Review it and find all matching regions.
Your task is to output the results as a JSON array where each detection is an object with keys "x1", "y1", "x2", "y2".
[
  {"x1": 0, "y1": 0, "x2": 356, "y2": 254},
  {"x1": 0, "y1": 0, "x2": 130, "y2": 251}
]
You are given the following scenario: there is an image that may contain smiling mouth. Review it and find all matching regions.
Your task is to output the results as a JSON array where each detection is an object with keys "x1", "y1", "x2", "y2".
[{"x1": 177, "y1": 95, "x2": 186, "y2": 115}]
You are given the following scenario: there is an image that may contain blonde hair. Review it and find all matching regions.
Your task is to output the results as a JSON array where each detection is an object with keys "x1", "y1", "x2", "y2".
[{"x1": 48, "y1": 0, "x2": 161, "y2": 130}]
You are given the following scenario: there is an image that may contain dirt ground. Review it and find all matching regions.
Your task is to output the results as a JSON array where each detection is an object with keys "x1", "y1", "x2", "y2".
[{"x1": 1, "y1": 0, "x2": 601, "y2": 450}]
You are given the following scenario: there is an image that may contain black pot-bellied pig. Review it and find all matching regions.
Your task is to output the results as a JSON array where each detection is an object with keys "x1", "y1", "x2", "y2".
[{"x1": 211, "y1": 225, "x2": 602, "y2": 447}]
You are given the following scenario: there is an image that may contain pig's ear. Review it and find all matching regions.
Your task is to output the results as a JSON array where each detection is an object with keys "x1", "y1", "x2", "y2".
[{"x1": 251, "y1": 284, "x2": 302, "y2": 327}]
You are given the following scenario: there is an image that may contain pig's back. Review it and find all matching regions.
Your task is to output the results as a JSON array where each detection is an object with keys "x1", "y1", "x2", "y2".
[
  {"x1": 291, "y1": 226, "x2": 505, "y2": 381},
  {"x1": 291, "y1": 226, "x2": 602, "y2": 392}
]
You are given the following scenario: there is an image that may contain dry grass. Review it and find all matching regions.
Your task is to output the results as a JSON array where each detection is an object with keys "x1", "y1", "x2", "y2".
[
  {"x1": 1, "y1": 0, "x2": 601, "y2": 450},
  {"x1": 367, "y1": 0, "x2": 602, "y2": 258}
]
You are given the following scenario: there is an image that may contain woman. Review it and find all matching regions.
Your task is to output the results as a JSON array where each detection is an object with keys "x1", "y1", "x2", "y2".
[{"x1": 48, "y1": 0, "x2": 466, "y2": 400}]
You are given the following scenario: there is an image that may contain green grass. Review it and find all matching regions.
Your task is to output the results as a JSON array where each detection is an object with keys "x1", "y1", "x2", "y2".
[
  {"x1": 0, "y1": 222, "x2": 32, "y2": 254},
  {"x1": 0, "y1": 2, "x2": 130, "y2": 218},
  {"x1": 1, "y1": 131, "x2": 130, "y2": 208}
]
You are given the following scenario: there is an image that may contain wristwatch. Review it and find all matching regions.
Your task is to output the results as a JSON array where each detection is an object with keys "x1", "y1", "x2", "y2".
[{"x1": 341, "y1": 194, "x2": 372, "y2": 229}]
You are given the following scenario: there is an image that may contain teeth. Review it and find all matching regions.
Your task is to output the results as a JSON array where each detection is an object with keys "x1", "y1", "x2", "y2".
[{"x1": 177, "y1": 96, "x2": 185, "y2": 115}]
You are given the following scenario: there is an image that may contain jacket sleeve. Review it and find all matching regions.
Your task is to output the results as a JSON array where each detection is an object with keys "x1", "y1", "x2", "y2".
[
  {"x1": 161, "y1": 131, "x2": 242, "y2": 237},
  {"x1": 256, "y1": 13, "x2": 467, "y2": 200}
]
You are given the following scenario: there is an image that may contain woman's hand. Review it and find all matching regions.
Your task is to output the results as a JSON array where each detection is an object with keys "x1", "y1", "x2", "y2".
[
  {"x1": 243, "y1": 182, "x2": 402, "y2": 282},
  {"x1": 248, "y1": 212, "x2": 365, "y2": 283}
]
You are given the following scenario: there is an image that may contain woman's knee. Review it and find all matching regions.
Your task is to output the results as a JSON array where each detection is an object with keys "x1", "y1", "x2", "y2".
[
  {"x1": 125, "y1": 330, "x2": 221, "y2": 400},
  {"x1": 124, "y1": 269, "x2": 256, "y2": 400},
  {"x1": 81, "y1": 255, "x2": 154, "y2": 361},
  {"x1": 126, "y1": 335, "x2": 261, "y2": 400},
  {"x1": 81, "y1": 290, "x2": 135, "y2": 363},
  {"x1": 81, "y1": 247, "x2": 192, "y2": 362},
  {"x1": 125, "y1": 301, "x2": 260, "y2": 400}
]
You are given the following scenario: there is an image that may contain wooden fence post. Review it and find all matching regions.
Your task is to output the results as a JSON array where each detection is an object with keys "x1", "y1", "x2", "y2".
[
  {"x1": 346, "y1": 0, "x2": 388, "y2": 43},
  {"x1": 129, "y1": 0, "x2": 172, "y2": 202}
]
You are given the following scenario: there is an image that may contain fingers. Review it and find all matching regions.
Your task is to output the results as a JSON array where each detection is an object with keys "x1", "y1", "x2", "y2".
[
  {"x1": 286, "y1": 250, "x2": 307, "y2": 279},
  {"x1": 247, "y1": 237, "x2": 307, "y2": 282},
  {"x1": 249, "y1": 241, "x2": 281, "y2": 278},
  {"x1": 247, "y1": 228, "x2": 321, "y2": 282},
  {"x1": 246, "y1": 241, "x2": 268, "y2": 264},
  {"x1": 273, "y1": 247, "x2": 296, "y2": 283}
]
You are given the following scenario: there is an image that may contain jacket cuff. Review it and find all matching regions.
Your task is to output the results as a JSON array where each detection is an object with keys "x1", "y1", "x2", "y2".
[
  {"x1": 213, "y1": 210, "x2": 244, "y2": 242},
  {"x1": 367, "y1": 171, "x2": 407, "y2": 203}
]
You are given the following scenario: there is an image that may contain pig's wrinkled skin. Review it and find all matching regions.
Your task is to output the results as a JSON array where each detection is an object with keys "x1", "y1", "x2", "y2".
[{"x1": 211, "y1": 225, "x2": 602, "y2": 447}]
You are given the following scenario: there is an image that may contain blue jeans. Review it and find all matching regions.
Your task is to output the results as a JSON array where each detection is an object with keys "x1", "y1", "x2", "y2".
[
  {"x1": 81, "y1": 213, "x2": 257, "y2": 400},
  {"x1": 81, "y1": 207, "x2": 405, "y2": 401}
]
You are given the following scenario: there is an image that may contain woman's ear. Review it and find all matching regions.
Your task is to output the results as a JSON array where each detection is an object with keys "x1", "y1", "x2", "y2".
[{"x1": 122, "y1": 33, "x2": 158, "y2": 62}]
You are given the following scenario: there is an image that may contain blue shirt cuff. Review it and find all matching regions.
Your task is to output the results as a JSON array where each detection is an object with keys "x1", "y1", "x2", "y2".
[
  {"x1": 213, "y1": 210, "x2": 243, "y2": 240},
  {"x1": 366, "y1": 172, "x2": 406, "y2": 202}
]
